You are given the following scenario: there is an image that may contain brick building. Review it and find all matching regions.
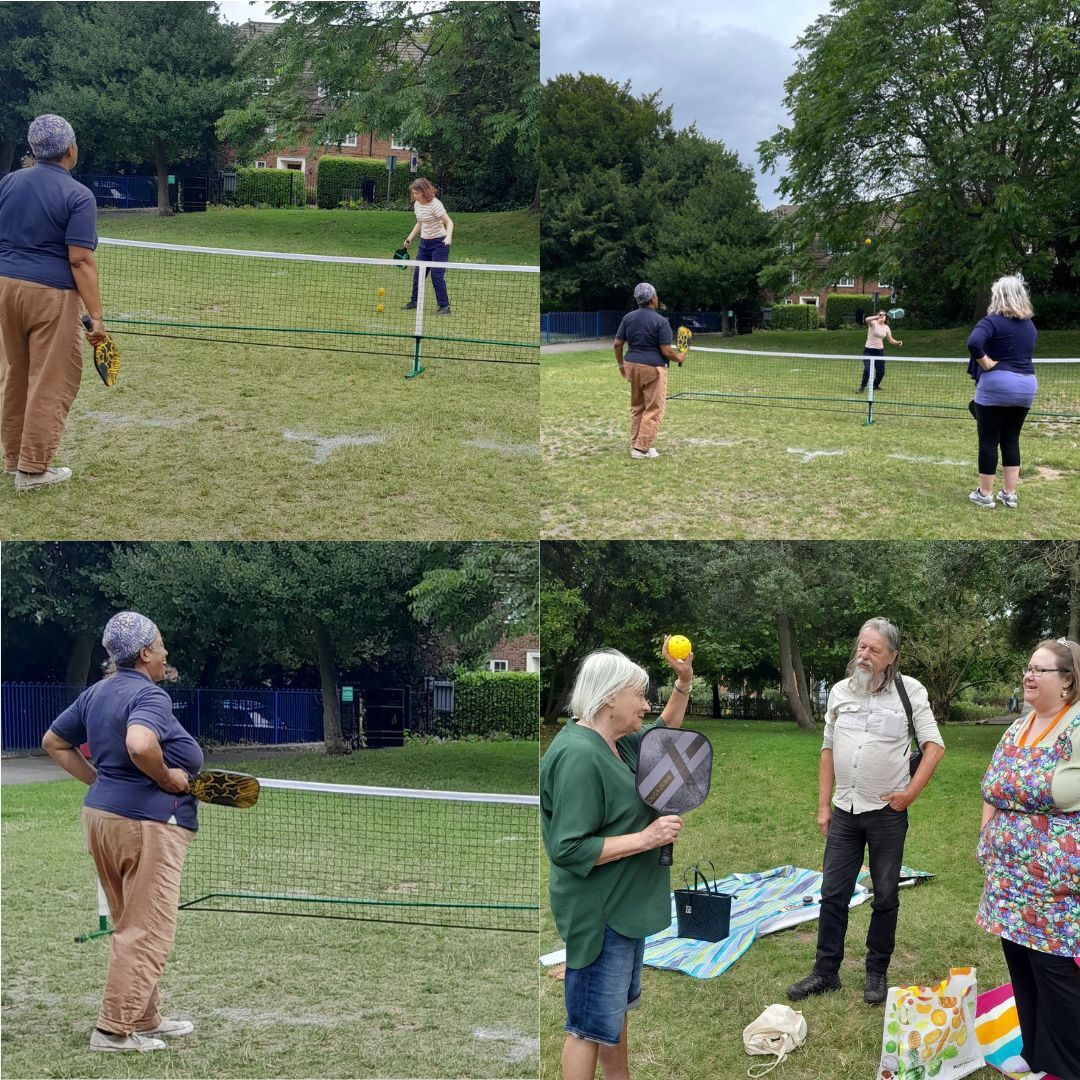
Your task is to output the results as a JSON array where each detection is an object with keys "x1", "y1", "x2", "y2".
[
  {"x1": 236, "y1": 21, "x2": 418, "y2": 188},
  {"x1": 488, "y1": 634, "x2": 540, "y2": 673}
]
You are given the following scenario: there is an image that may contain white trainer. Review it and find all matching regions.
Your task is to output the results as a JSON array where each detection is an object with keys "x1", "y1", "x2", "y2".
[
  {"x1": 89, "y1": 1030, "x2": 167, "y2": 1052},
  {"x1": 15, "y1": 467, "x2": 72, "y2": 492},
  {"x1": 137, "y1": 1018, "x2": 195, "y2": 1037},
  {"x1": 630, "y1": 448, "x2": 659, "y2": 459}
]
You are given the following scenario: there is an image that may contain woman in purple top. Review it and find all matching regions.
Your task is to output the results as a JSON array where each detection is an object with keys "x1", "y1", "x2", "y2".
[
  {"x1": 966, "y1": 275, "x2": 1038, "y2": 510},
  {"x1": 42, "y1": 612, "x2": 202, "y2": 1054}
]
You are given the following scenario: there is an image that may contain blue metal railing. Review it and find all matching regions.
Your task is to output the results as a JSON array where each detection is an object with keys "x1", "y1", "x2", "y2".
[
  {"x1": 72, "y1": 174, "x2": 158, "y2": 209},
  {"x1": 1, "y1": 682, "x2": 323, "y2": 752}
]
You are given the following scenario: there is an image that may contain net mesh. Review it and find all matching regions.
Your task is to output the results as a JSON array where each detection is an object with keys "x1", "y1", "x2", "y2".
[
  {"x1": 96, "y1": 238, "x2": 539, "y2": 369},
  {"x1": 179, "y1": 779, "x2": 539, "y2": 932},
  {"x1": 668, "y1": 347, "x2": 1080, "y2": 421}
]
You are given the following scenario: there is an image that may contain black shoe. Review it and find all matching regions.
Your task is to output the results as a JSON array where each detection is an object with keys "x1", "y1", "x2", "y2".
[
  {"x1": 786, "y1": 971, "x2": 841, "y2": 1000},
  {"x1": 864, "y1": 971, "x2": 888, "y2": 1005},
  {"x1": 434, "y1": 305, "x2": 451, "y2": 315},
  {"x1": 402, "y1": 301, "x2": 417, "y2": 310}
]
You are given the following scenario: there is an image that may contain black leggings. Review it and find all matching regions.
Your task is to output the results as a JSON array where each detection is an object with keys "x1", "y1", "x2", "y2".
[{"x1": 974, "y1": 402, "x2": 1029, "y2": 475}]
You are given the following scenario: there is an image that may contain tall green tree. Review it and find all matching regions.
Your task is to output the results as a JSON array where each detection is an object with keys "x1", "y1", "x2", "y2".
[
  {"x1": 0, "y1": 3, "x2": 49, "y2": 174},
  {"x1": 219, "y1": 1, "x2": 538, "y2": 211},
  {"x1": 35, "y1": 2, "x2": 241, "y2": 213},
  {"x1": 759, "y1": 0, "x2": 1080, "y2": 320}
]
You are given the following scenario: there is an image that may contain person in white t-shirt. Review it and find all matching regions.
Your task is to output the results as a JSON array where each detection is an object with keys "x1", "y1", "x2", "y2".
[
  {"x1": 858, "y1": 311, "x2": 902, "y2": 392},
  {"x1": 401, "y1": 178, "x2": 454, "y2": 315}
]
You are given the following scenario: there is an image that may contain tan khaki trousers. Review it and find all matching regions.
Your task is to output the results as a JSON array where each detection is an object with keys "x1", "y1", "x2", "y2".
[
  {"x1": 627, "y1": 362, "x2": 668, "y2": 450},
  {"x1": 0, "y1": 275, "x2": 83, "y2": 473},
  {"x1": 82, "y1": 807, "x2": 194, "y2": 1035}
]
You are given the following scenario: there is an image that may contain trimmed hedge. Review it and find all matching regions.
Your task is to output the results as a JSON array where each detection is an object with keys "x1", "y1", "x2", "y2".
[
  {"x1": 223, "y1": 167, "x2": 306, "y2": 208},
  {"x1": 825, "y1": 293, "x2": 874, "y2": 329},
  {"x1": 437, "y1": 670, "x2": 538, "y2": 740},
  {"x1": 1033, "y1": 293, "x2": 1080, "y2": 330},
  {"x1": 316, "y1": 156, "x2": 423, "y2": 210},
  {"x1": 769, "y1": 304, "x2": 817, "y2": 331}
]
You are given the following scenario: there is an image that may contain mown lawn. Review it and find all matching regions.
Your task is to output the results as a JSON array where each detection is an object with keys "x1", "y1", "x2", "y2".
[
  {"x1": 2, "y1": 208, "x2": 539, "y2": 541},
  {"x1": 540, "y1": 720, "x2": 1012, "y2": 1080},
  {"x1": 2, "y1": 740, "x2": 539, "y2": 1080},
  {"x1": 540, "y1": 329, "x2": 1080, "y2": 539}
]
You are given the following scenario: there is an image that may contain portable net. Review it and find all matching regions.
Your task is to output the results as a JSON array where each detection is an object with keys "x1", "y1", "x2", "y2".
[
  {"x1": 176, "y1": 779, "x2": 539, "y2": 932},
  {"x1": 96, "y1": 238, "x2": 539, "y2": 374},
  {"x1": 667, "y1": 346, "x2": 1080, "y2": 422}
]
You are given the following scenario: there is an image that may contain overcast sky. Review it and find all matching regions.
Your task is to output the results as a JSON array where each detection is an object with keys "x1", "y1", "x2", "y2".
[
  {"x1": 217, "y1": 0, "x2": 275, "y2": 26},
  {"x1": 541, "y1": 0, "x2": 834, "y2": 207}
]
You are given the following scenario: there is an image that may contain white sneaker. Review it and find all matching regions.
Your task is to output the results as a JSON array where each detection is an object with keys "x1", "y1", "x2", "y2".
[
  {"x1": 997, "y1": 489, "x2": 1018, "y2": 509},
  {"x1": 968, "y1": 489, "x2": 995, "y2": 508},
  {"x1": 631, "y1": 447, "x2": 659, "y2": 459},
  {"x1": 89, "y1": 1030, "x2": 167, "y2": 1052},
  {"x1": 137, "y1": 1018, "x2": 194, "y2": 1037},
  {"x1": 15, "y1": 466, "x2": 72, "y2": 492}
]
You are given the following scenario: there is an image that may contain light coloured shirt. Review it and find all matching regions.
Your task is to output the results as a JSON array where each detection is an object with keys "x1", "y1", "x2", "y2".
[
  {"x1": 822, "y1": 674, "x2": 943, "y2": 814},
  {"x1": 864, "y1": 319, "x2": 888, "y2": 349},
  {"x1": 414, "y1": 197, "x2": 448, "y2": 240}
]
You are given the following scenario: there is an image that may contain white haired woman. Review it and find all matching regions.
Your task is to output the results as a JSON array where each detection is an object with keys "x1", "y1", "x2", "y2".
[
  {"x1": 966, "y1": 275, "x2": 1038, "y2": 510},
  {"x1": 541, "y1": 639, "x2": 694, "y2": 1080},
  {"x1": 976, "y1": 638, "x2": 1080, "y2": 1080}
]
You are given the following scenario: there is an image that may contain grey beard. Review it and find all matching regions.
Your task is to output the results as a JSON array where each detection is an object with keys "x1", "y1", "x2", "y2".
[{"x1": 849, "y1": 666, "x2": 875, "y2": 695}]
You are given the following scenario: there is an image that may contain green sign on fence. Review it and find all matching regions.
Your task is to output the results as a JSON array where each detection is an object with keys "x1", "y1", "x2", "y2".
[{"x1": 341, "y1": 686, "x2": 354, "y2": 702}]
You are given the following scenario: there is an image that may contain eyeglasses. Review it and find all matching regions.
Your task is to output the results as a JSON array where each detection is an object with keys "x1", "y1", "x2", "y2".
[{"x1": 1022, "y1": 666, "x2": 1068, "y2": 678}]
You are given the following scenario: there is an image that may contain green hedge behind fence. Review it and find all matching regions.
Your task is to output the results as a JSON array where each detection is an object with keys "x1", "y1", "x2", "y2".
[
  {"x1": 437, "y1": 670, "x2": 538, "y2": 740},
  {"x1": 769, "y1": 303, "x2": 817, "y2": 331},
  {"x1": 223, "y1": 167, "x2": 307, "y2": 208},
  {"x1": 316, "y1": 156, "x2": 422, "y2": 210},
  {"x1": 824, "y1": 293, "x2": 874, "y2": 329}
]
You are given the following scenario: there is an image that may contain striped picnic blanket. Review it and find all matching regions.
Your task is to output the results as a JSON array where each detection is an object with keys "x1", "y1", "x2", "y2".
[
  {"x1": 643, "y1": 864, "x2": 932, "y2": 980},
  {"x1": 975, "y1": 982, "x2": 1056, "y2": 1080}
]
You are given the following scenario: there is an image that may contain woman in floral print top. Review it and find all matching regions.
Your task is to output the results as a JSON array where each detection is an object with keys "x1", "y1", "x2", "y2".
[{"x1": 977, "y1": 637, "x2": 1080, "y2": 1080}]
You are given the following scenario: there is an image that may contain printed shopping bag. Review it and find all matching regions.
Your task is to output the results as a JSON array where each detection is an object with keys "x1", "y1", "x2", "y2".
[{"x1": 877, "y1": 967, "x2": 984, "y2": 1080}]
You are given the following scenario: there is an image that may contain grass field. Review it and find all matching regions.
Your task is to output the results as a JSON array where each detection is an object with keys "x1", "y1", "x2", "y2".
[
  {"x1": 1, "y1": 209, "x2": 539, "y2": 541},
  {"x1": 540, "y1": 328, "x2": 1080, "y2": 539},
  {"x1": 2, "y1": 740, "x2": 539, "y2": 1080},
  {"x1": 540, "y1": 720, "x2": 1013, "y2": 1080}
]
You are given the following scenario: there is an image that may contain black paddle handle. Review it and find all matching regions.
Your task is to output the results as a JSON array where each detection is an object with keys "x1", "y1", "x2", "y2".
[{"x1": 659, "y1": 842, "x2": 673, "y2": 866}]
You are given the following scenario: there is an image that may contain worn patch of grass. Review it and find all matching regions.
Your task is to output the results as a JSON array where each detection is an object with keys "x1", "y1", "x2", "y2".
[
  {"x1": 2, "y1": 743, "x2": 539, "y2": 1079},
  {"x1": 540, "y1": 721, "x2": 1009, "y2": 1080},
  {"x1": 540, "y1": 332, "x2": 1080, "y2": 539}
]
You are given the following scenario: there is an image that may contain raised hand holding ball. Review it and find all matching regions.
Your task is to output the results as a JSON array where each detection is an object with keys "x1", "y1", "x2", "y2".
[{"x1": 667, "y1": 634, "x2": 692, "y2": 660}]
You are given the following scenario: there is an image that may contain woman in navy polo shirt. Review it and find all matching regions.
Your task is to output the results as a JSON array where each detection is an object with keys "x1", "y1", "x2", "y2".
[
  {"x1": 42, "y1": 612, "x2": 202, "y2": 1053},
  {"x1": 0, "y1": 114, "x2": 108, "y2": 491},
  {"x1": 966, "y1": 275, "x2": 1039, "y2": 510}
]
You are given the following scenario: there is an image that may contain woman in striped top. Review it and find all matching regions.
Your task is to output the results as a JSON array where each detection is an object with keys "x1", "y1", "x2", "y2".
[{"x1": 401, "y1": 178, "x2": 454, "y2": 315}]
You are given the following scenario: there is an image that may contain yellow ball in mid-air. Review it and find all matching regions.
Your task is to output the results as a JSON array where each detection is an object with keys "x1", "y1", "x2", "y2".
[
  {"x1": 864, "y1": 237, "x2": 873, "y2": 246},
  {"x1": 376, "y1": 304, "x2": 385, "y2": 313},
  {"x1": 667, "y1": 634, "x2": 692, "y2": 660},
  {"x1": 377, "y1": 287, "x2": 386, "y2": 297}
]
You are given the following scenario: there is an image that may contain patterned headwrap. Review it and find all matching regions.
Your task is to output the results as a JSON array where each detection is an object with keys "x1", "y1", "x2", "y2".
[
  {"x1": 633, "y1": 282, "x2": 657, "y2": 305},
  {"x1": 102, "y1": 611, "x2": 159, "y2": 663},
  {"x1": 27, "y1": 115, "x2": 76, "y2": 160}
]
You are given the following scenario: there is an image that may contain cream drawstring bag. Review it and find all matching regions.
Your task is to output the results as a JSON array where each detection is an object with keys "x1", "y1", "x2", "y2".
[{"x1": 742, "y1": 1003, "x2": 807, "y2": 1076}]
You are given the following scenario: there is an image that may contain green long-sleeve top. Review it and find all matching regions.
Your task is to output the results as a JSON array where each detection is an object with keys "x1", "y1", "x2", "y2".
[{"x1": 540, "y1": 719, "x2": 672, "y2": 968}]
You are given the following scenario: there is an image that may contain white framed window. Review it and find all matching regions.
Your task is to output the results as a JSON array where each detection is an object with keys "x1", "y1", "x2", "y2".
[
  {"x1": 254, "y1": 160, "x2": 268, "y2": 169},
  {"x1": 789, "y1": 270, "x2": 798, "y2": 284},
  {"x1": 489, "y1": 659, "x2": 509, "y2": 673},
  {"x1": 390, "y1": 133, "x2": 409, "y2": 150},
  {"x1": 877, "y1": 281, "x2": 891, "y2": 289},
  {"x1": 317, "y1": 85, "x2": 328, "y2": 99},
  {"x1": 525, "y1": 651, "x2": 540, "y2": 673},
  {"x1": 343, "y1": 133, "x2": 358, "y2": 148},
  {"x1": 799, "y1": 296, "x2": 819, "y2": 307},
  {"x1": 276, "y1": 157, "x2": 306, "y2": 172},
  {"x1": 835, "y1": 277, "x2": 856, "y2": 288}
]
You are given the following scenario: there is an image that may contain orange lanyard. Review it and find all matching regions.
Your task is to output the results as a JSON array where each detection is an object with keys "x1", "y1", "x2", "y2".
[{"x1": 1017, "y1": 703, "x2": 1070, "y2": 748}]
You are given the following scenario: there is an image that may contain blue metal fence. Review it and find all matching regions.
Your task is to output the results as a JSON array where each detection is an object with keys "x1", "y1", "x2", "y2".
[
  {"x1": 1, "y1": 683, "x2": 323, "y2": 752},
  {"x1": 72, "y1": 174, "x2": 158, "y2": 209},
  {"x1": 540, "y1": 310, "x2": 725, "y2": 343}
]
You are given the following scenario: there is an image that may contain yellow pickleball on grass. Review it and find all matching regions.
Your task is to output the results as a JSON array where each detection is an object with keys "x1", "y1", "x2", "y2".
[
  {"x1": 667, "y1": 634, "x2": 692, "y2": 660},
  {"x1": 376, "y1": 304, "x2": 384, "y2": 312},
  {"x1": 377, "y1": 287, "x2": 386, "y2": 296}
]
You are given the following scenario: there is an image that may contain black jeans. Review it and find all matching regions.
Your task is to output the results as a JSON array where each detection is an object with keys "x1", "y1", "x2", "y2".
[
  {"x1": 859, "y1": 350, "x2": 885, "y2": 390},
  {"x1": 814, "y1": 804, "x2": 908, "y2": 978},
  {"x1": 1002, "y1": 936, "x2": 1080, "y2": 1080}
]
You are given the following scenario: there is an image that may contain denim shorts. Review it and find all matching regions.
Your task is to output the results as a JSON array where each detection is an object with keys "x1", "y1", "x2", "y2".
[{"x1": 564, "y1": 925, "x2": 644, "y2": 1046}]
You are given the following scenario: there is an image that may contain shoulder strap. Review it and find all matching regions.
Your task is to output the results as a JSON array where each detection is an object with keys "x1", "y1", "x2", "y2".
[{"x1": 894, "y1": 674, "x2": 914, "y2": 740}]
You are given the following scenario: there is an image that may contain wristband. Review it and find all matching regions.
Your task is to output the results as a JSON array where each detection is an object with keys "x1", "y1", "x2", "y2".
[{"x1": 672, "y1": 683, "x2": 691, "y2": 695}]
